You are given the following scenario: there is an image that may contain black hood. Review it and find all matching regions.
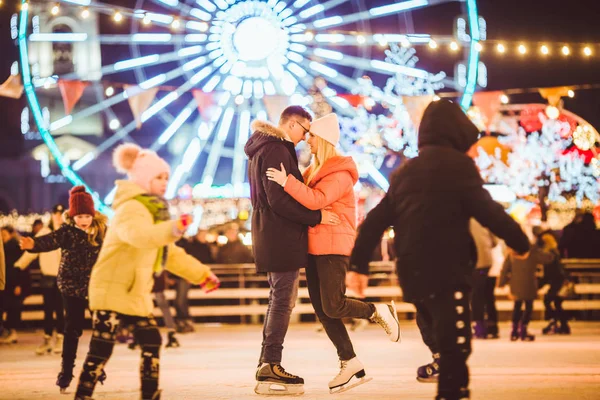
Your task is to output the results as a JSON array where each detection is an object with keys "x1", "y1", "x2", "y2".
[{"x1": 418, "y1": 99, "x2": 480, "y2": 153}]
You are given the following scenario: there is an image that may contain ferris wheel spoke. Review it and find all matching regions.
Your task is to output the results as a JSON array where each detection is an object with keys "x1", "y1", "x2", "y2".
[
  {"x1": 307, "y1": 0, "x2": 459, "y2": 30},
  {"x1": 290, "y1": 32, "x2": 436, "y2": 46},
  {"x1": 199, "y1": 98, "x2": 235, "y2": 188},
  {"x1": 295, "y1": 0, "x2": 350, "y2": 21},
  {"x1": 150, "y1": 0, "x2": 213, "y2": 22},
  {"x1": 150, "y1": 99, "x2": 197, "y2": 151}
]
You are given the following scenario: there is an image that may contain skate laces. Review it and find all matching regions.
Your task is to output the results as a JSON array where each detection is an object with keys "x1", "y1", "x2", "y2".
[
  {"x1": 372, "y1": 311, "x2": 391, "y2": 335},
  {"x1": 335, "y1": 360, "x2": 349, "y2": 378},
  {"x1": 274, "y1": 365, "x2": 296, "y2": 379}
]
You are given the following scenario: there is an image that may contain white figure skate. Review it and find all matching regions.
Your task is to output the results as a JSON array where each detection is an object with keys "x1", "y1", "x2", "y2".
[
  {"x1": 254, "y1": 363, "x2": 304, "y2": 396},
  {"x1": 329, "y1": 357, "x2": 372, "y2": 394},
  {"x1": 370, "y1": 301, "x2": 401, "y2": 342}
]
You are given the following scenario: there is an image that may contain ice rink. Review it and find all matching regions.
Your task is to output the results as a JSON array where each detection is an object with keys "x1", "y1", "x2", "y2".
[{"x1": 1, "y1": 322, "x2": 599, "y2": 400}]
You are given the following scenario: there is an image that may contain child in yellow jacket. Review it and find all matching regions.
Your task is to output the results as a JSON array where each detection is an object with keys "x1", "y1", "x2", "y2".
[{"x1": 74, "y1": 144, "x2": 220, "y2": 400}]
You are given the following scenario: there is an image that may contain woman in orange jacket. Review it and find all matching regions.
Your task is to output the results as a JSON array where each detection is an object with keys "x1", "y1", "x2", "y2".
[{"x1": 266, "y1": 113, "x2": 400, "y2": 394}]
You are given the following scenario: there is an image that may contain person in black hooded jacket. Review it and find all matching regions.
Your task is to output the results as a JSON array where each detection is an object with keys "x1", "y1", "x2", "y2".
[
  {"x1": 244, "y1": 105, "x2": 340, "y2": 395},
  {"x1": 349, "y1": 99, "x2": 530, "y2": 400}
]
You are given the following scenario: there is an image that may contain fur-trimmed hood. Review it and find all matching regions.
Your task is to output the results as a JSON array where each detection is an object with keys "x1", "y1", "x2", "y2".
[{"x1": 244, "y1": 120, "x2": 291, "y2": 158}]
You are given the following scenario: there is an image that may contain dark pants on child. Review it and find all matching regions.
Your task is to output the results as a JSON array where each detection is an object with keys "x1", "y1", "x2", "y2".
[
  {"x1": 41, "y1": 276, "x2": 64, "y2": 335},
  {"x1": 414, "y1": 285, "x2": 472, "y2": 400},
  {"x1": 306, "y1": 255, "x2": 374, "y2": 361},
  {"x1": 544, "y1": 281, "x2": 566, "y2": 323},
  {"x1": 174, "y1": 277, "x2": 191, "y2": 322},
  {"x1": 76, "y1": 310, "x2": 162, "y2": 400},
  {"x1": 0, "y1": 288, "x2": 23, "y2": 331},
  {"x1": 512, "y1": 300, "x2": 533, "y2": 326},
  {"x1": 62, "y1": 295, "x2": 88, "y2": 370},
  {"x1": 471, "y1": 267, "x2": 498, "y2": 325}
]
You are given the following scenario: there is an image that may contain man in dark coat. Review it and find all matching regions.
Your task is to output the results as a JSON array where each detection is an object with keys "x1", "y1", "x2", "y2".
[
  {"x1": 244, "y1": 105, "x2": 340, "y2": 393},
  {"x1": 348, "y1": 100, "x2": 530, "y2": 400}
]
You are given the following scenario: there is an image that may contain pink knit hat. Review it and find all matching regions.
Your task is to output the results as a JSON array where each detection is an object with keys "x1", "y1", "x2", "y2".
[
  {"x1": 310, "y1": 113, "x2": 340, "y2": 146},
  {"x1": 112, "y1": 144, "x2": 170, "y2": 192}
]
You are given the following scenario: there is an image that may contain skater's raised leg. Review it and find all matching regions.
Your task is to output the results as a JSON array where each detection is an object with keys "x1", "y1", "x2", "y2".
[
  {"x1": 415, "y1": 304, "x2": 441, "y2": 383},
  {"x1": 58, "y1": 295, "x2": 87, "y2": 393}
]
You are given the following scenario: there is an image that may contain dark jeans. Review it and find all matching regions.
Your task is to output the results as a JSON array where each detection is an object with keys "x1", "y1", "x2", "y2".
[
  {"x1": 512, "y1": 300, "x2": 533, "y2": 326},
  {"x1": 76, "y1": 311, "x2": 162, "y2": 400},
  {"x1": 259, "y1": 270, "x2": 299, "y2": 365},
  {"x1": 414, "y1": 286, "x2": 472, "y2": 400},
  {"x1": 0, "y1": 289, "x2": 23, "y2": 330},
  {"x1": 174, "y1": 277, "x2": 191, "y2": 321},
  {"x1": 41, "y1": 277, "x2": 64, "y2": 335},
  {"x1": 471, "y1": 268, "x2": 498, "y2": 325},
  {"x1": 62, "y1": 295, "x2": 88, "y2": 367},
  {"x1": 306, "y1": 255, "x2": 374, "y2": 361},
  {"x1": 544, "y1": 280, "x2": 566, "y2": 323}
]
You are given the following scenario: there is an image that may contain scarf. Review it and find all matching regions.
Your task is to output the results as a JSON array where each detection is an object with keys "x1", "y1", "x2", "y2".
[{"x1": 134, "y1": 194, "x2": 171, "y2": 274}]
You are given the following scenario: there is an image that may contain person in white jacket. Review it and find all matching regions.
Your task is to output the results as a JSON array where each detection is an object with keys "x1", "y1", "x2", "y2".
[
  {"x1": 16, "y1": 205, "x2": 66, "y2": 355},
  {"x1": 74, "y1": 144, "x2": 220, "y2": 400}
]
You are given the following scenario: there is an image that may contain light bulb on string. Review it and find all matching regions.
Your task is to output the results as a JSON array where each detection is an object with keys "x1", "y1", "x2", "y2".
[
  {"x1": 356, "y1": 35, "x2": 365, "y2": 45},
  {"x1": 105, "y1": 86, "x2": 114, "y2": 97},
  {"x1": 142, "y1": 14, "x2": 152, "y2": 26},
  {"x1": 500, "y1": 94, "x2": 509, "y2": 104},
  {"x1": 171, "y1": 19, "x2": 181, "y2": 30},
  {"x1": 518, "y1": 44, "x2": 527, "y2": 55},
  {"x1": 81, "y1": 8, "x2": 90, "y2": 19},
  {"x1": 562, "y1": 46, "x2": 570, "y2": 56},
  {"x1": 475, "y1": 42, "x2": 483, "y2": 52},
  {"x1": 545, "y1": 105, "x2": 559, "y2": 120},
  {"x1": 113, "y1": 11, "x2": 123, "y2": 23},
  {"x1": 584, "y1": 46, "x2": 592, "y2": 56},
  {"x1": 497, "y1": 43, "x2": 506, "y2": 54},
  {"x1": 568, "y1": 89, "x2": 575, "y2": 98},
  {"x1": 51, "y1": 3, "x2": 60, "y2": 16},
  {"x1": 428, "y1": 39, "x2": 438, "y2": 50},
  {"x1": 433, "y1": 95, "x2": 441, "y2": 101},
  {"x1": 540, "y1": 45, "x2": 549, "y2": 55},
  {"x1": 450, "y1": 41, "x2": 459, "y2": 51},
  {"x1": 305, "y1": 31, "x2": 314, "y2": 41},
  {"x1": 22, "y1": 3, "x2": 29, "y2": 11}
]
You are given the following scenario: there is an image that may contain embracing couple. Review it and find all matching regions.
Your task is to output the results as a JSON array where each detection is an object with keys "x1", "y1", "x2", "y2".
[{"x1": 244, "y1": 106, "x2": 400, "y2": 396}]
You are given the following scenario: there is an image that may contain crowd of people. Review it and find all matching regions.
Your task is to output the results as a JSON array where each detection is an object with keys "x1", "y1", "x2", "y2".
[{"x1": 0, "y1": 102, "x2": 599, "y2": 400}]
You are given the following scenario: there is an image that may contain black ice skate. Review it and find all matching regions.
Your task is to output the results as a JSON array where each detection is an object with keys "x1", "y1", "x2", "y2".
[
  {"x1": 417, "y1": 353, "x2": 440, "y2": 383},
  {"x1": 166, "y1": 331, "x2": 180, "y2": 348},
  {"x1": 254, "y1": 363, "x2": 304, "y2": 396},
  {"x1": 56, "y1": 364, "x2": 74, "y2": 394}
]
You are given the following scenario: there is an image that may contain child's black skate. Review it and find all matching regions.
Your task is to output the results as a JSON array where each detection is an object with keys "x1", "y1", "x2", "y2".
[
  {"x1": 557, "y1": 321, "x2": 571, "y2": 335},
  {"x1": 416, "y1": 353, "x2": 440, "y2": 383},
  {"x1": 510, "y1": 323, "x2": 519, "y2": 341},
  {"x1": 542, "y1": 319, "x2": 558, "y2": 335},
  {"x1": 486, "y1": 322, "x2": 500, "y2": 339},
  {"x1": 56, "y1": 364, "x2": 74, "y2": 393},
  {"x1": 520, "y1": 324, "x2": 535, "y2": 342},
  {"x1": 254, "y1": 363, "x2": 304, "y2": 396},
  {"x1": 166, "y1": 331, "x2": 180, "y2": 348}
]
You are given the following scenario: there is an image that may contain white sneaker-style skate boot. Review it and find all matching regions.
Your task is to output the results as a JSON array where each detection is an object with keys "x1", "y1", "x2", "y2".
[
  {"x1": 329, "y1": 357, "x2": 372, "y2": 394},
  {"x1": 35, "y1": 334, "x2": 53, "y2": 355},
  {"x1": 370, "y1": 301, "x2": 401, "y2": 342},
  {"x1": 254, "y1": 363, "x2": 304, "y2": 396},
  {"x1": 53, "y1": 333, "x2": 64, "y2": 354}
]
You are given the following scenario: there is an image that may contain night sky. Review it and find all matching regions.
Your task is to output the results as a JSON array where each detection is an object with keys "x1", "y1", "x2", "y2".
[{"x1": 1, "y1": 0, "x2": 600, "y2": 157}]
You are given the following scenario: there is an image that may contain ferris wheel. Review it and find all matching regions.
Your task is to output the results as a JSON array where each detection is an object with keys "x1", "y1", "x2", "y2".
[{"x1": 17, "y1": 0, "x2": 482, "y2": 213}]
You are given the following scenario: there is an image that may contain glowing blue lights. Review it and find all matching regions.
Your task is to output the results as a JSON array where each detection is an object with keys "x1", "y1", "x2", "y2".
[
  {"x1": 369, "y1": 0, "x2": 429, "y2": 16},
  {"x1": 114, "y1": 54, "x2": 160, "y2": 71},
  {"x1": 313, "y1": 48, "x2": 344, "y2": 61},
  {"x1": 313, "y1": 16, "x2": 344, "y2": 28},
  {"x1": 29, "y1": 33, "x2": 87, "y2": 42},
  {"x1": 299, "y1": 4, "x2": 323, "y2": 19},
  {"x1": 461, "y1": 0, "x2": 480, "y2": 111},
  {"x1": 139, "y1": 74, "x2": 167, "y2": 89},
  {"x1": 156, "y1": 105, "x2": 194, "y2": 146},
  {"x1": 309, "y1": 61, "x2": 339, "y2": 78},
  {"x1": 131, "y1": 34, "x2": 172, "y2": 42}
]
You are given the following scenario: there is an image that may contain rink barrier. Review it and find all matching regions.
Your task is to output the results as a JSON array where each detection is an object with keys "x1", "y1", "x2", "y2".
[{"x1": 19, "y1": 259, "x2": 600, "y2": 322}]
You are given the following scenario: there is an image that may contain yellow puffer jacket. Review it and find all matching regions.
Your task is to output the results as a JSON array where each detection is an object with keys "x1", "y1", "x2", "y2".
[{"x1": 88, "y1": 180, "x2": 211, "y2": 317}]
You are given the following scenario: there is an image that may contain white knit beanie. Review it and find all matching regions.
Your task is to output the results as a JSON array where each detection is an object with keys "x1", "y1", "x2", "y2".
[{"x1": 310, "y1": 113, "x2": 340, "y2": 146}]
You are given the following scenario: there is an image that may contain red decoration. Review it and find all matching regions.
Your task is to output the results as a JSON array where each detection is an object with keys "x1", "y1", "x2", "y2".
[
  {"x1": 562, "y1": 146, "x2": 597, "y2": 164},
  {"x1": 519, "y1": 105, "x2": 545, "y2": 133}
]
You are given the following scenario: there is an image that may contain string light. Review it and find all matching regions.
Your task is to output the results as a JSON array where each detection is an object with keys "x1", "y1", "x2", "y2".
[
  {"x1": 500, "y1": 94, "x2": 509, "y2": 104},
  {"x1": 475, "y1": 42, "x2": 483, "y2": 52},
  {"x1": 142, "y1": 14, "x2": 152, "y2": 26},
  {"x1": 81, "y1": 8, "x2": 90, "y2": 19},
  {"x1": 105, "y1": 86, "x2": 114, "y2": 97},
  {"x1": 433, "y1": 95, "x2": 441, "y2": 101},
  {"x1": 518, "y1": 44, "x2": 527, "y2": 55},
  {"x1": 356, "y1": 35, "x2": 365, "y2": 45},
  {"x1": 171, "y1": 18, "x2": 181, "y2": 30},
  {"x1": 450, "y1": 41, "x2": 459, "y2": 51},
  {"x1": 545, "y1": 105, "x2": 560, "y2": 120},
  {"x1": 497, "y1": 43, "x2": 506, "y2": 53},
  {"x1": 540, "y1": 45, "x2": 549, "y2": 55},
  {"x1": 22, "y1": 2, "x2": 29, "y2": 11},
  {"x1": 51, "y1": 3, "x2": 60, "y2": 16},
  {"x1": 428, "y1": 39, "x2": 438, "y2": 49},
  {"x1": 584, "y1": 46, "x2": 592, "y2": 56},
  {"x1": 305, "y1": 31, "x2": 314, "y2": 41},
  {"x1": 113, "y1": 11, "x2": 123, "y2": 23},
  {"x1": 568, "y1": 89, "x2": 575, "y2": 98},
  {"x1": 562, "y1": 45, "x2": 570, "y2": 56}
]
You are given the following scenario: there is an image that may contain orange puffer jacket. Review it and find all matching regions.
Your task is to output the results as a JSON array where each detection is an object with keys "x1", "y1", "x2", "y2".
[{"x1": 284, "y1": 156, "x2": 359, "y2": 256}]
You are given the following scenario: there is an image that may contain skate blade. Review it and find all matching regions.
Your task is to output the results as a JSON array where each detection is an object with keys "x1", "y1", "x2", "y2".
[
  {"x1": 416, "y1": 376, "x2": 438, "y2": 383},
  {"x1": 390, "y1": 301, "x2": 402, "y2": 343},
  {"x1": 329, "y1": 376, "x2": 372, "y2": 394},
  {"x1": 254, "y1": 382, "x2": 304, "y2": 396},
  {"x1": 59, "y1": 387, "x2": 68, "y2": 394}
]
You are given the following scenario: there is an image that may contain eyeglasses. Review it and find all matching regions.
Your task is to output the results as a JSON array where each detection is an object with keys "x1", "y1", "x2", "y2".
[{"x1": 295, "y1": 120, "x2": 310, "y2": 134}]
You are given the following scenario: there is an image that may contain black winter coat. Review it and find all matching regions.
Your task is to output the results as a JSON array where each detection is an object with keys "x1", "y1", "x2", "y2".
[
  {"x1": 3, "y1": 238, "x2": 24, "y2": 290},
  {"x1": 244, "y1": 120, "x2": 322, "y2": 273},
  {"x1": 30, "y1": 223, "x2": 103, "y2": 298},
  {"x1": 182, "y1": 239, "x2": 215, "y2": 264},
  {"x1": 350, "y1": 99, "x2": 530, "y2": 302}
]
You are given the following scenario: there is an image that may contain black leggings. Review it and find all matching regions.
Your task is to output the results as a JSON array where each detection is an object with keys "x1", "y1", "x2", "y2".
[
  {"x1": 75, "y1": 310, "x2": 162, "y2": 400},
  {"x1": 544, "y1": 281, "x2": 566, "y2": 323},
  {"x1": 41, "y1": 278, "x2": 64, "y2": 336},
  {"x1": 512, "y1": 300, "x2": 533, "y2": 326}
]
